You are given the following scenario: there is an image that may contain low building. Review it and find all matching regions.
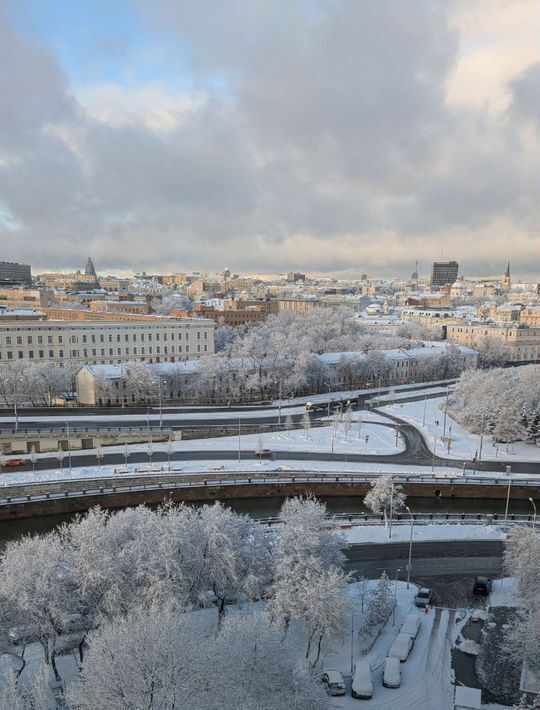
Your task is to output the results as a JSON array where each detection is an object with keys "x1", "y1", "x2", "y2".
[
  {"x1": 0, "y1": 288, "x2": 54, "y2": 310},
  {"x1": 89, "y1": 300, "x2": 151, "y2": 315},
  {"x1": 76, "y1": 343, "x2": 477, "y2": 405},
  {"x1": 446, "y1": 323, "x2": 540, "y2": 363},
  {"x1": 0, "y1": 317, "x2": 215, "y2": 367}
]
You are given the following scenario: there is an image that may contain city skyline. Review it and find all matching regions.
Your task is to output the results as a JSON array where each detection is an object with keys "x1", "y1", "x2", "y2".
[{"x1": 1, "y1": 1, "x2": 539, "y2": 277}]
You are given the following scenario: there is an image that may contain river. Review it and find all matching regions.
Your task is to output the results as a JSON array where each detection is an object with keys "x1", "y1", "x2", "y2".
[{"x1": 0, "y1": 494, "x2": 536, "y2": 547}]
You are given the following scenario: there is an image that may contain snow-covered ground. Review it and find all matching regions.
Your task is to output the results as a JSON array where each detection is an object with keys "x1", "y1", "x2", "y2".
[
  {"x1": 382, "y1": 395, "x2": 540, "y2": 463},
  {"x1": 344, "y1": 523, "x2": 506, "y2": 546}
]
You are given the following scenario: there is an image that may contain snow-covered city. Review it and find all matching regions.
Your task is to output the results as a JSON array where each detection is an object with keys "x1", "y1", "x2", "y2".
[{"x1": 1, "y1": 0, "x2": 539, "y2": 708}]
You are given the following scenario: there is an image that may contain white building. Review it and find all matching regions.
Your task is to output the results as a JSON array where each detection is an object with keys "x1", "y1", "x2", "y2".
[{"x1": 0, "y1": 318, "x2": 215, "y2": 367}]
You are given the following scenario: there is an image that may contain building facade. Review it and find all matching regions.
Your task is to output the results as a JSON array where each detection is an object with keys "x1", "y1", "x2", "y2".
[
  {"x1": 430, "y1": 261, "x2": 459, "y2": 290},
  {"x1": 446, "y1": 323, "x2": 540, "y2": 363},
  {"x1": 0, "y1": 318, "x2": 215, "y2": 367},
  {"x1": 0, "y1": 262, "x2": 32, "y2": 286}
]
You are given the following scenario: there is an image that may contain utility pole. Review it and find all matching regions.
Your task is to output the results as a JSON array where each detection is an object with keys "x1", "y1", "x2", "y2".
[
  {"x1": 388, "y1": 479, "x2": 394, "y2": 539},
  {"x1": 238, "y1": 418, "x2": 241, "y2": 463},
  {"x1": 422, "y1": 395, "x2": 427, "y2": 427},
  {"x1": 442, "y1": 386, "x2": 450, "y2": 436},
  {"x1": 529, "y1": 497, "x2": 537, "y2": 530},
  {"x1": 65, "y1": 420, "x2": 72, "y2": 473},
  {"x1": 431, "y1": 435, "x2": 437, "y2": 473},
  {"x1": 392, "y1": 568, "x2": 401, "y2": 626},
  {"x1": 504, "y1": 465, "x2": 512, "y2": 532},
  {"x1": 405, "y1": 506, "x2": 414, "y2": 589},
  {"x1": 479, "y1": 409, "x2": 485, "y2": 460}
]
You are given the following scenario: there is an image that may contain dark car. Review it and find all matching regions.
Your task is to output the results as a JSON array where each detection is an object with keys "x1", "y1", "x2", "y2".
[{"x1": 473, "y1": 576, "x2": 492, "y2": 596}]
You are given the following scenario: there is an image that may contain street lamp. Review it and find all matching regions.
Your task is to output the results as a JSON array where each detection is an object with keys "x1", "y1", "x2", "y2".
[
  {"x1": 442, "y1": 386, "x2": 450, "y2": 437},
  {"x1": 388, "y1": 478, "x2": 395, "y2": 539},
  {"x1": 65, "y1": 420, "x2": 72, "y2": 473},
  {"x1": 529, "y1": 497, "x2": 537, "y2": 530},
  {"x1": 324, "y1": 383, "x2": 332, "y2": 418},
  {"x1": 504, "y1": 465, "x2": 512, "y2": 532},
  {"x1": 392, "y1": 568, "x2": 401, "y2": 626},
  {"x1": 405, "y1": 506, "x2": 414, "y2": 589}
]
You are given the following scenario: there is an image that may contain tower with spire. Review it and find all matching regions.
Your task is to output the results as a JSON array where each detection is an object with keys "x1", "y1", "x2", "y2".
[
  {"x1": 502, "y1": 261, "x2": 511, "y2": 289},
  {"x1": 85, "y1": 257, "x2": 97, "y2": 278}
]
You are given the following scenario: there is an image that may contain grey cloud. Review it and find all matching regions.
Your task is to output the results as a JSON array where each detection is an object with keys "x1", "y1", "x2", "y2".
[{"x1": 0, "y1": 2, "x2": 538, "y2": 276}]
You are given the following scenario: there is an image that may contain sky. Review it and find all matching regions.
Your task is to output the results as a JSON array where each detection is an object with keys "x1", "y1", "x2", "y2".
[{"x1": 0, "y1": 0, "x2": 539, "y2": 279}]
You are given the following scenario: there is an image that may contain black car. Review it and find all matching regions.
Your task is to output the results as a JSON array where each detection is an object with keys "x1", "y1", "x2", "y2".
[{"x1": 473, "y1": 576, "x2": 492, "y2": 596}]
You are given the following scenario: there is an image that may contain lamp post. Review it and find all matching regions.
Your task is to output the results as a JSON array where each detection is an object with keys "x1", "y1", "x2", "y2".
[
  {"x1": 392, "y1": 568, "x2": 401, "y2": 626},
  {"x1": 324, "y1": 383, "x2": 332, "y2": 418},
  {"x1": 65, "y1": 420, "x2": 72, "y2": 473},
  {"x1": 405, "y1": 506, "x2": 414, "y2": 589},
  {"x1": 388, "y1": 479, "x2": 394, "y2": 539},
  {"x1": 529, "y1": 497, "x2": 537, "y2": 530},
  {"x1": 504, "y1": 465, "x2": 512, "y2": 532},
  {"x1": 422, "y1": 394, "x2": 427, "y2": 427},
  {"x1": 442, "y1": 386, "x2": 450, "y2": 437},
  {"x1": 431, "y1": 435, "x2": 437, "y2": 473},
  {"x1": 479, "y1": 409, "x2": 486, "y2": 460},
  {"x1": 238, "y1": 418, "x2": 241, "y2": 463}
]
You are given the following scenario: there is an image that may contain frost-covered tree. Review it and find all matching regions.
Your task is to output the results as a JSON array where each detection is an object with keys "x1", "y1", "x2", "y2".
[
  {"x1": 0, "y1": 663, "x2": 49, "y2": 710},
  {"x1": 477, "y1": 336, "x2": 512, "y2": 369},
  {"x1": 67, "y1": 607, "x2": 327, "y2": 710},
  {"x1": 302, "y1": 410, "x2": 311, "y2": 439},
  {"x1": 0, "y1": 532, "x2": 74, "y2": 680},
  {"x1": 284, "y1": 413, "x2": 294, "y2": 437},
  {"x1": 363, "y1": 572, "x2": 393, "y2": 635},
  {"x1": 364, "y1": 475, "x2": 406, "y2": 527},
  {"x1": 270, "y1": 497, "x2": 346, "y2": 637}
]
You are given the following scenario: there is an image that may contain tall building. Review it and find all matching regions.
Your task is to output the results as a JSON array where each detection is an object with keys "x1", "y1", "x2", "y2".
[
  {"x1": 502, "y1": 261, "x2": 511, "y2": 289},
  {"x1": 0, "y1": 261, "x2": 31, "y2": 286},
  {"x1": 430, "y1": 261, "x2": 459, "y2": 290},
  {"x1": 85, "y1": 257, "x2": 97, "y2": 278}
]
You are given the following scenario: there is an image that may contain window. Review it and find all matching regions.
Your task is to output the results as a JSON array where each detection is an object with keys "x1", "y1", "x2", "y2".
[
  {"x1": 100, "y1": 335, "x2": 104, "y2": 343},
  {"x1": 58, "y1": 336, "x2": 63, "y2": 344},
  {"x1": 18, "y1": 351, "x2": 23, "y2": 359},
  {"x1": 83, "y1": 349, "x2": 88, "y2": 357},
  {"x1": 197, "y1": 344, "x2": 201, "y2": 352},
  {"x1": 17, "y1": 336, "x2": 22, "y2": 345},
  {"x1": 82, "y1": 335, "x2": 87, "y2": 343},
  {"x1": 6, "y1": 336, "x2": 11, "y2": 345},
  {"x1": 204, "y1": 332, "x2": 208, "y2": 339},
  {"x1": 124, "y1": 334, "x2": 129, "y2": 342},
  {"x1": 117, "y1": 348, "x2": 121, "y2": 355},
  {"x1": 117, "y1": 334, "x2": 121, "y2": 342},
  {"x1": 49, "y1": 350, "x2": 54, "y2": 358},
  {"x1": 92, "y1": 335, "x2": 96, "y2": 343},
  {"x1": 197, "y1": 332, "x2": 201, "y2": 340},
  {"x1": 109, "y1": 348, "x2": 113, "y2": 355},
  {"x1": 204, "y1": 344, "x2": 208, "y2": 352},
  {"x1": 101, "y1": 349, "x2": 105, "y2": 356},
  {"x1": 48, "y1": 335, "x2": 52, "y2": 344},
  {"x1": 38, "y1": 336, "x2": 43, "y2": 344},
  {"x1": 108, "y1": 334, "x2": 113, "y2": 343},
  {"x1": 92, "y1": 349, "x2": 96, "y2": 356}
]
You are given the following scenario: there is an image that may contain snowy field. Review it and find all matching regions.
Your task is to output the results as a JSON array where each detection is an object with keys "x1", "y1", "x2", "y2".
[{"x1": 382, "y1": 395, "x2": 540, "y2": 463}]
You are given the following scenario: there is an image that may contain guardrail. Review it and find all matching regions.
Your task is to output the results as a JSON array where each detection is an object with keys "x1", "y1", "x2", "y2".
[{"x1": 0, "y1": 470, "x2": 538, "y2": 508}]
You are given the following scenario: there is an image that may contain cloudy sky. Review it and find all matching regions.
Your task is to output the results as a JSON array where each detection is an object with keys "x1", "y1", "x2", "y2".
[{"x1": 0, "y1": 0, "x2": 538, "y2": 278}]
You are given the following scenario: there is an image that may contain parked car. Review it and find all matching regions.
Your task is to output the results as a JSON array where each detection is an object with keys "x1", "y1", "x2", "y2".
[
  {"x1": 473, "y1": 576, "x2": 492, "y2": 596},
  {"x1": 388, "y1": 632, "x2": 414, "y2": 662},
  {"x1": 383, "y1": 656, "x2": 401, "y2": 688},
  {"x1": 400, "y1": 613, "x2": 421, "y2": 640},
  {"x1": 414, "y1": 587, "x2": 432, "y2": 607},
  {"x1": 351, "y1": 661, "x2": 373, "y2": 699},
  {"x1": 2, "y1": 458, "x2": 29, "y2": 468},
  {"x1": 321, "y1": 669, "x2": 346, "y2": 696}
]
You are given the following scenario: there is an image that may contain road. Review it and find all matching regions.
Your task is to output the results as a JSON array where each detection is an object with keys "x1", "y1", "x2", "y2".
[{"x1": 344, "y1": 539, "x2": 504, "y2": 608}]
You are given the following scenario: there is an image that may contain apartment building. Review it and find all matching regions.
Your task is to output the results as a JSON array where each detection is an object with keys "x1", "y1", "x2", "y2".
[
  {"x1": 0, "y1": 318, "x2": 215, "y2": 367},
  {"x1": 0, "y1": 262, "x2": 32, "y2": 286},
  {"x1": 446, "y1": 323, "x2": 540, "y2": 363},
  {"x1": 0, "y1": 288, "x2": 54, "y2": 310}
]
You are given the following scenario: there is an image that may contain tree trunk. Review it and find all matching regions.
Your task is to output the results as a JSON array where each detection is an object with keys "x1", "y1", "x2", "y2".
[
  {"x1": 51, "y1": 652, "x2": 61, "y2": 682},
  {"x1": 314, "y1": 633, "x2": 324, "y2": 666}
]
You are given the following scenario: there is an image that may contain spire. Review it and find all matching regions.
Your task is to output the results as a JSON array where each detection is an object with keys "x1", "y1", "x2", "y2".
[{"x1": 504, "y1": 261, "x2": 510, "y2": 278}]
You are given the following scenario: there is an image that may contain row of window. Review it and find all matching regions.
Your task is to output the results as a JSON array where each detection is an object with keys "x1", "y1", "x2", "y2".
[
  {"x1": 0, "y1": 344, "x2": 209, "y2": 360},
  {"x1": 0, "y1": 331, "x2": 209, "y2": 346}
]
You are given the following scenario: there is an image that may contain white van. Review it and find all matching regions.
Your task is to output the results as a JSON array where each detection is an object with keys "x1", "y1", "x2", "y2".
[
  {"x1": 383, "y1": 656, "x2": 401, "y2": 688},
  {"x1": 388, "y1": 632, "x2": 413, "y2": 662},
  {"x1": 352, "y1": 660, "x2": 373, "y2": 699},
  {"x1": 401, "y1": 613, "x2": 421, "y2": 641}
]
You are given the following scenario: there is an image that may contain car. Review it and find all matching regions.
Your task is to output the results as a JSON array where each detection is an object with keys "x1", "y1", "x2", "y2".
[
  {"x1": 2, "y1": 458, "x2": 29, "y2": 468},
  {"x1": 473, "y1": 576, "x2": 492, "y2": 596},
  {"x1": 321, "y1": 669, "x2": 346, "y2": 696},
  {"x1": 351, "y1": 661, "x2": 373, "y2": 699},
  {"x1": 400, "y1": 613, "x2": 421, "y2": 640},
  {"x1": 388, "y1": 632, "x2": 413, "y2": 662},
  {"x1": 383, "y1": 656, "x2": 401, "y2": 688},
  {"x1": 414, "y1": 587, "x2": 432, "y2": 607}
]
